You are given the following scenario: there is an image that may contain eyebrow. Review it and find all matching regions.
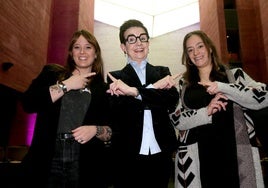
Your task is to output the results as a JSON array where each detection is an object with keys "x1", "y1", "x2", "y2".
[
  {"x1": 187, "y1": 41, "x2": 204, "y2": 49},
  {"x1": 126, "y1": 33, "x2": 146, "y2": 37}
]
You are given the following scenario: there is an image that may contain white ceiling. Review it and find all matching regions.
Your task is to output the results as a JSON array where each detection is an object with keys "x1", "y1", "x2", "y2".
[{"x1": 94, "y1": 0, "x2": 200, "y2": 37}]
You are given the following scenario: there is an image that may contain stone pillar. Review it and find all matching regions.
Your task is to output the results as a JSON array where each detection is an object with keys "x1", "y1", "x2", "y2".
[
  {"x1": 199, "y1": 0, "x2": 229, "y2": 64},
  {"x1": 199, "y1": 0, "x2": 268, "y2": 82},
  {"x1": 47, "y1": 0, "x2": 95, "y2": 66}
]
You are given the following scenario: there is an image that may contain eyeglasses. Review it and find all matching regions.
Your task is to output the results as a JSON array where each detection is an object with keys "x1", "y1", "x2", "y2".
[{"x1": 125, "y1": 33, "x2": 149, "y2": 44}]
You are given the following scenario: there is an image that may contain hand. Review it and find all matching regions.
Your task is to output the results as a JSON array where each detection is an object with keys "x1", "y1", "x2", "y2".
[
  {"x1": 106, "y1": 72, "x2": 138, "y2": 97},
  {"x1": 198, "y1": 81, "x2": 219, "y2": 95},
  {"x1": 63, "y1": 72, "x2": 96, "y2": 91},
  {"x1": 96, "y1": 126, "x2": 112, "y2": 141},
  {"x1": 207, "y1": 93, "x2": 228, "y2": 115},
  {"x1": 153, "y1": 73, "x2": 182, "y2": 89},
  {"x1": 72, "y1": 125, "x2": 97, "y2": 144}
]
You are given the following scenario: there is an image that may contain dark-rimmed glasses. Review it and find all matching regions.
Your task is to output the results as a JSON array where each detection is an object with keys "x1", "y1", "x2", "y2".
[{"x1": 125, "y1": 33, "x2": 149, "y2": 44}]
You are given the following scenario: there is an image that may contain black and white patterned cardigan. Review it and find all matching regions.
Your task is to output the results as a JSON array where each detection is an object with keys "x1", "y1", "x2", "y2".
[{"x1": 170, "y1": 67, "x2": 268, "y2": 133}]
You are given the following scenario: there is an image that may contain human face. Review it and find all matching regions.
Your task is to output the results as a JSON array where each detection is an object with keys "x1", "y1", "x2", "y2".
[
  {"x1": 72, "y1": 35, "x2": 97, "y2": 73},
  {"x1": 186, "y1": 35, "x2": 211, "y2": 69},
  {"x1": 121, "y1": 27, "x2": 149, "y2": 64}
]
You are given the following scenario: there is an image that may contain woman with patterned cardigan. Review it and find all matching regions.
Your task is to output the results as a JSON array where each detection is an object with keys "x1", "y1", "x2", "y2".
[{"x1": 169, "y1": 30, "x2": 268, "y2": 188}]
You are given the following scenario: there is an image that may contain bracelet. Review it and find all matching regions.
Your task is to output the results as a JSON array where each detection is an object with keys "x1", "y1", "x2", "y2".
[
  {"x1": 58, "y1": 81, "x2": 67, "y2": 93},
  {"x1": 106, "y1": 127, "x2": 112, "y2": 137},
  {"x1": 96, "y1": 126, "x2": 103, "y2": 136}
]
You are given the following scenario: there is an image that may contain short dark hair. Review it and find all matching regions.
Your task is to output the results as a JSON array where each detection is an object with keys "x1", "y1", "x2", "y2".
[{"x1": 119, "y1": 19, "x2": 150, "y2": 44}]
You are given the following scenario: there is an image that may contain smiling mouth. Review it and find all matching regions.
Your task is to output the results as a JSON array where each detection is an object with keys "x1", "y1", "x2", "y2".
[
  {"x1": 134, "y1": 49, "x2": 144, "y2": 52},
  {"x1": 79, "y1": 57, "x2": 87, "y2": 60}
]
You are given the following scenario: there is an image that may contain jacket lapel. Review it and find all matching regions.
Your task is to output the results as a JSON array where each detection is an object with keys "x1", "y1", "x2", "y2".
[
  {"x1": 145, "y1": 63, "x2": 159, "y2": 85},
  {"x1": 122, "y1": 64, "x2": 143, "y2": 86}
]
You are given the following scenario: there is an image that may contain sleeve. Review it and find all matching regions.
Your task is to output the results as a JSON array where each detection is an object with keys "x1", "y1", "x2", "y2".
[
  {"x1": 108, "y1": 67, "x2": 180, "y2": 111},
  {"x1": 169, "y1": 79, "x2": 212, "y2": 131},
  {"x1": 21, "y1": 64, "x2": 63, "y2": 113},
  {"x1": 138, "y1": 66, "x2": 180, "y2": 109},
  {"x1": 217, "y1": 68, "x2": 268, "y2": 110}
]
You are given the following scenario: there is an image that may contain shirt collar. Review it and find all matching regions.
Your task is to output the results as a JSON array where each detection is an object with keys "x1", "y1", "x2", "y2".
[{"x1": 127, "y1": 57, "x2": 147, "y2": 70}]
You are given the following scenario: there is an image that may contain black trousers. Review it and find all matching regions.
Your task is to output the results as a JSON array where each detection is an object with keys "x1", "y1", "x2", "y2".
[
  {"x1": 47, "y1": 137, "x2": 80, "y2": 188},
  {"x1": 112, "y1": 152, "x2": 173, "y2": 188}
]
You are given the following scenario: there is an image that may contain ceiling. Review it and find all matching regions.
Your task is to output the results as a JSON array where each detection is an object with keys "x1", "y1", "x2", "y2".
[{"x1": 94, "y1": 0, "x2": 200, "y2": 37}]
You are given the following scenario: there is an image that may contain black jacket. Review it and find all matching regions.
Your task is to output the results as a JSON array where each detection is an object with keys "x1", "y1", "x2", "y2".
[
  {"x1": 107, "y1": 63, "x2": 179, "y2": 157},
  {"x1": 19, "y1": 64, "x2": 111, "y2": 187}
]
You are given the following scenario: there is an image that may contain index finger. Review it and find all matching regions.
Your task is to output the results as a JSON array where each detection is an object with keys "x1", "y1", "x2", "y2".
[
  {"x1": 172, "y1": 73, "x2": 182, "y2": 80},
  {"x1": 107, "y1": 72, "x2": 117, "y2": 82},
  {"x1": 85, "y1": 72, "x2": 96, "y2": 78},
  {"x1": 198, "y1": 81, "x2": 211, "y2": 88},
  {"x1": 218, "y1": 93, "x2": 228, "y2": 100}
]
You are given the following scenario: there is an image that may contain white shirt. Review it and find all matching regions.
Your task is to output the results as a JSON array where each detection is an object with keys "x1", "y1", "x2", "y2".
[{"x1": 129, "y1": 59, "x2": 161, "y2": 155}]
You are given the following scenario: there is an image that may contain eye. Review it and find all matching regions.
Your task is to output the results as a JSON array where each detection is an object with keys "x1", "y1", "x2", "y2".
[
  {"x1": 140, "y1": 35, "x2": 148, "y2": 42},
  {"x1": 197, "y1": 44, "x2": 204, "y2": 49},
  {"x1": 86, "y1": 45, "x2": 92, "y2": 49},
  {"x1": 128, "y1": 36, "x2": 136, "y2": 43},
  {"x1": 73, "y1": 45, "x2": 80, "y2": 50},
  {"x1": 187, "y1": 48, "x2": 193, "y2": 54}
]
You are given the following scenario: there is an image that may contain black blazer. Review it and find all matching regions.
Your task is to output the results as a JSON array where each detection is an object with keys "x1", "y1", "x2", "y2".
[
  {"x1": 19, "y1": 64, "x2": 111, "y2": 186},
  {"x1": 107, "y1": 63, "x2": 179, "y2": 156}
]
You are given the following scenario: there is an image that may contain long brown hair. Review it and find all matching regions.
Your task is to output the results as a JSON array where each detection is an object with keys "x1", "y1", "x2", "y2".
[
  {"x1": 59, "y1": 30, "x2": 104, "y2": 81},
  {"x1": 181, "y1": 30, "x2": 228, "y2": 86}
]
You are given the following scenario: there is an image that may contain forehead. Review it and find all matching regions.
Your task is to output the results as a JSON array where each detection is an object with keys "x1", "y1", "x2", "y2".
[
  {"x1": 186, "y1": 35, "x2": 203, "y2": 47},
  {"x1": 124, "y1": 27, "x2": 146, "y2": 37},
  {"x1": 75, "y1": 35, "x2": 89, "y2": 44}
]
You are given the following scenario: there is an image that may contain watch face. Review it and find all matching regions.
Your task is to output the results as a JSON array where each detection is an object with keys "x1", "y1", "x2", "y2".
[{"x1": 58, "y1": 82, "x2": 67, "y2": 93}]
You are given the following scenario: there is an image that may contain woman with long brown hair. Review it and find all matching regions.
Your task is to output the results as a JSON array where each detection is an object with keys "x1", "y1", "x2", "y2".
[
  {"x1": 170, "y1": 30, "x2": 267, "y2": 188},
  {"x1": 20, "y1": 30, "x2": 112, "y2": 188}
]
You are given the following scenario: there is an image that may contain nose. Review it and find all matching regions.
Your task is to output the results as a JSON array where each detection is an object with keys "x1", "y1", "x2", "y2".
[
  {"x1": 136, "y1": 37, "x2": 142, "y2": 44},
  {"x1": 193, "y1": 48, "x2": 199, "y2": 55},
  {"x1": 80, "y1": 47, "x2": 85, "y2": 53}
]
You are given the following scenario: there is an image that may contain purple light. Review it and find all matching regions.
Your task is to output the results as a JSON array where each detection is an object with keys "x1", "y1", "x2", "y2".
[{"x1": 25, "y1": 113, "x2": 36, "y2": 145}]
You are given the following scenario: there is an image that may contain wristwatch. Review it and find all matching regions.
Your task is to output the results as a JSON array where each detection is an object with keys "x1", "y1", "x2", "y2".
[{"x1": 58, "y1": 81, "x2": 67, "y2": 93}]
